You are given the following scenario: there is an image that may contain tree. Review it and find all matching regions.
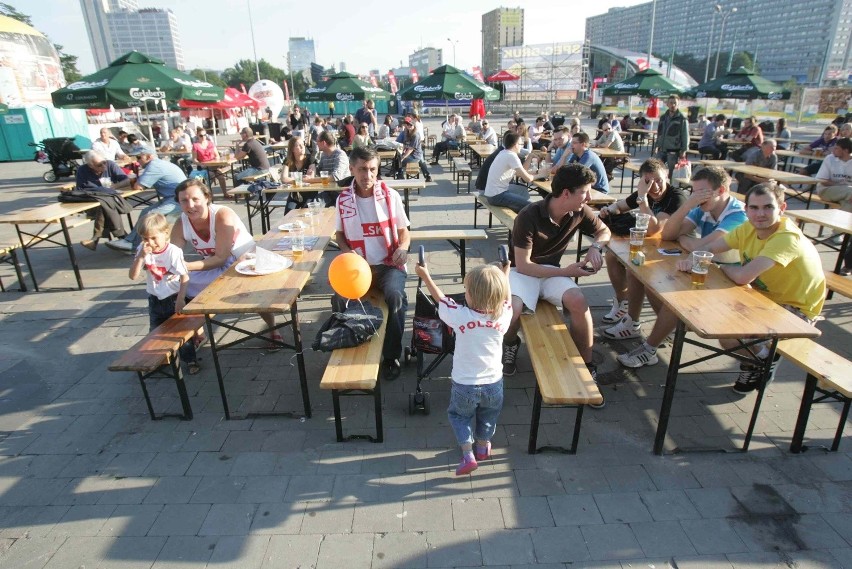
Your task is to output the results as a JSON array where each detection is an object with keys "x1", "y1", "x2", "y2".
[
  {"x1": 0, "y1": 4, "x2": 83, "y2": 84},
  {"x1": 221, "y1": 59, "x2": 287, "y2": 90},
  {"x1": 190, "y1": 69, "x2": 227, "y2": 88}
]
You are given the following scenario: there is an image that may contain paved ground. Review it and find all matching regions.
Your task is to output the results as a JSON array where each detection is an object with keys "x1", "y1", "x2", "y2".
[{"x1": 0, "y1": 118, "x2": 850, "y2": 569}]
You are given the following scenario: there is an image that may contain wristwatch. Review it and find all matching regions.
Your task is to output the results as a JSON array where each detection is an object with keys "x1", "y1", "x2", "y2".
[
  {"x1": 636, "y1": 195, "x2": 648, "y2": 205},
  {"x1": 590, "y1": 243, "x2": 604, "y2": 252}
]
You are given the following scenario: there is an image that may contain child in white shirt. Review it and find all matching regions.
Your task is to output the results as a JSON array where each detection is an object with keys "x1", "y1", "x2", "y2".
[
  {"x1": 415, "y1": 260, "x2": 512, "y2": 476},
  {"x1": 128, "y1": 213, "x2": 199, "y2": 375}
]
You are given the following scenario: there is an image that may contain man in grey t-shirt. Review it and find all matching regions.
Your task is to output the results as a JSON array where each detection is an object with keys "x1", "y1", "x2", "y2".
[{"x1": 316, "y1": 130, "x2": 350, "y2": 206}]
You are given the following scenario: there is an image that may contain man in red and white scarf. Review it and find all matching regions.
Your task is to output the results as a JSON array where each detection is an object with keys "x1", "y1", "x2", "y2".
[{"x1": 335, "y1": 147, "x2": 411, "y2": 380}]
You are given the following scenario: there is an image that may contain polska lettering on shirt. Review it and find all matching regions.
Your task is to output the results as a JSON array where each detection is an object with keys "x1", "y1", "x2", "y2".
[
  {"x1": 196, "y1": 246, "x2": 216, "y2": 256},
  {"x1": 456, "y1": 319, "x2": 504, "y2": 334},
  {"x1": 361, "y1": 222, "x2": 389, "y2": 237}
]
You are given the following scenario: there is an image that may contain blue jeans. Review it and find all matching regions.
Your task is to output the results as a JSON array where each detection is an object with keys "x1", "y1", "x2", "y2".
[
  {"x1": 400, "y1": 155, "x2": 429, "y2": 177},
  {"x1": 447, "y1": 380, "x2": 504, "y2": 446},
  {"x1": 148, "y1": 293, "x2": 197, "y2": 366},
  {"x1": 126, "y1": 198, "x2": 181, "y2": 249},
  {"x1": 332, "y1": 264, "x2": 408, "y2": 361},
  {"x1": 488, "y1": 184, "x2": 531, "y2": 213}
]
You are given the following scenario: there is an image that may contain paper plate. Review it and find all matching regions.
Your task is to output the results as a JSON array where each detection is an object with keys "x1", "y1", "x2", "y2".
[
  {"x1": 278, "y1": 221, "x2": 306, "y2": 231},
  {"x1": 235, "y1": 257, "x2": 293, "y2": 276}
]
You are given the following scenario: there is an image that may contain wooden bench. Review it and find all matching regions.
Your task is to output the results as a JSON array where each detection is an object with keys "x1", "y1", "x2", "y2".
[
  {"x1": 409, "y1": 228, "x2": 487, "y2": 279},
  {"x1": 320, "y1": 292, "x2": 388, "y2": 442},
  {"x1": 472, "y1": 193, "x2": 518, "y2": 244},
  {"x1": 239, "y1": 171, "x2": 271, "y2": 184},
  {"x1": 520, "y1": 303, "x2": 603, "y2": 454},
  {"x1": 777, "y1": 338, "x2": 852, "y2": 453},
  {"x1": 108, "y1": 314, "x2": 206, "y2": 420},
  {"x1": 452, "y1": 158, "x2": 472, "y2": 194},
  {"x1": 783, "y1": 187, "x2": 839, "y2": 210},
  {"x1": 0, "y1": 243, "x2": 26, "y2": 292},
  {"x1": 404, "y1": 162, "x2": 420, "y2": 179},
  {"x1": 825, "y1": 272, "x2": 852, "y2": 300},
  {"x1": 447, "y1": 148, "x2": 462, "y2": 165}
]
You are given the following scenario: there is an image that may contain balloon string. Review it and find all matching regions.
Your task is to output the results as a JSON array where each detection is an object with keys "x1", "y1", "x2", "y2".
[{"x1": 344, "y1": 297, "x2": 380, "y2": 336}]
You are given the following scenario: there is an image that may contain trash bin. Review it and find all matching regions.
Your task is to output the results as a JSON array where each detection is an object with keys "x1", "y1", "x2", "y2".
[
  {"x1": 730, "y1": 117, "x2": 743, "y2": 131},
  {"x1": 250, "y1": 123, "x2": 264, "y2": 136},
  {"x1": 590, "y1": 104, "x2": 602, "y2": 119},
  {"x1": 551, "y1": 115, "x2": 565, "y2": 128},
  {"x1": 268, "y1": 122, "x2": 282, "y2": 141},
  {"x1": 687, "y1": 105, "x2": 700, "y2": 123}
]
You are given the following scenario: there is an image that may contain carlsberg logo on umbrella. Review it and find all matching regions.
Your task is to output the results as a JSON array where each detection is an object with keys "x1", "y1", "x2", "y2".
[
  {"x1": 66, "y1": 79, "x2": 110, "y2": 90},
  {"x1": 306, "y1": 87, "x2": 327, "y2": 94},
  {"x1": 414, "y1": 85, "x2": 442, "y2": 93},
  {"x1": 721, "y1": 84, "x2": 754, "y2": 91},
  {"x1": 130, "y1": 88, "x2": 167, "y2": 100},
  {"x1": 454, "y1": 92, "x2": 473, "y2": 100},
  {"x1": 614, "y1": 82, "x2": 639, "y2": 89},
  {"x1": 336, "y1": 93, "x2": 355, "y2": 101}
]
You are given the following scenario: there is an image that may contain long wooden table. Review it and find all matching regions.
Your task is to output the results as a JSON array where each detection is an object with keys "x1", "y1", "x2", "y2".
[
  {"x1": 0, "y1": 188, "x2": 143, "y2": 291},
  {"x1": 607, "y1": 237, "x2": 821, "y2": 454},
  {"x1": 182, "y1": 207, "x2": 337, "y2": 420},
  {"x1": 591, "y1": 147, "x2": 630, "y2": 159},
  {"x1": 529, "y1": 179, "x2": 616, "y2": 206},
  {"x1": 785, "y1": 209, "x2": 852, "y2": 274}
]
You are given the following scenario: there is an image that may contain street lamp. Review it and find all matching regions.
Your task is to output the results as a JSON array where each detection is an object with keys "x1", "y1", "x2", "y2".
[
  {"x1": 446, "y1": 38, "x2": 458, "y2": 67},
  {"x1": 704, "y1": 4, "x2": 721, "y2": 82},
  {"x1": 713, "y1": 6, "x2": 737, "y2": 80}
]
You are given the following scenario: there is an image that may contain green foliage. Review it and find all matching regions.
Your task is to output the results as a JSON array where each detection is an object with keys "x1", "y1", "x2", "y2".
[
  {"x1": 0, "y1": 2, "x2": 32, "y2": 25},
  {"x1": 221, "y1": 59, "x2": 287, "y2": 89},
  {"x1": 653, "y1": 51, "x2": 761, "y2": 84},
  {"x1": 190, "y1": 69, "x2": 227, "y2": 88}
]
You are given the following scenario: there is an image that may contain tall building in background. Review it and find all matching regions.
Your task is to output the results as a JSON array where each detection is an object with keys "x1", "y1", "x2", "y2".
[
  {"x1": 79, "y1": 0, "x2": 184, "y2": 70},
  {"x1": 481, "y1": 7, "x2": 524, "y2": 76},
  {"x1": 408, "y1": 47, "x2": 443, "y2": 78},
  {"x1": 288, "y1": 38, "x2": 316, "y2": 73},
  {"x1": 585, "y1": 0, "x2": 852, "y2": 86}
]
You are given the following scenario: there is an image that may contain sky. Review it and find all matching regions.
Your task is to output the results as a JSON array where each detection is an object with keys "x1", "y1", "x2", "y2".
[{"x1": 12, "y1": 0, "x2": 648, "y2": 76}]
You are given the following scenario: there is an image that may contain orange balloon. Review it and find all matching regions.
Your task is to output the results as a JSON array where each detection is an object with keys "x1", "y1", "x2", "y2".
[{"x1": 328, "y1": 252, "x2": 372, "y2": 299}]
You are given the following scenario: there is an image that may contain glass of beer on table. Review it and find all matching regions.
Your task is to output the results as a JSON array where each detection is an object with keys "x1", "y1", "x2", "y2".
[
  {"x1": 691, "y1": 251, "x2": 714, "y2": 287},
  {"x1": 629, "y1": 228, "x2": 646, "y2": 261},
  {"x1": 320, "y1": 171, "x2": 330, "y2": 186},
  {"x1": 291, "y1": 226, "x2": 305, "y2": 258}
]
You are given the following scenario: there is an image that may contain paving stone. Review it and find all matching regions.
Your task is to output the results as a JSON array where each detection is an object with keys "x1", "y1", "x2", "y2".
[
  {"x1": 684, "y1": 487, "x2": 741, "y2": 518},
  {"x1": 236, "y1": 476, "x2": 290, "y2": 504},
  {"x1": 372, "y1": 532, "x2": 428, "y2": 569},
  {"x1": 261, "y1": 534, "x2": 322, "y2": 569},
  {"x1": 557, "y1": 465, "x2": 613, "y2": 495},
  {"x1": 0, "y1": 535, "x2": 67, "y2": 569},
  {"x1": 593, "y1": 492, "x2": 652, "y2": 523},
  {"x1": 499, "y1": 496, "x2": 554, "y2": 528},
  {"x1": 547, "y1": 494, "x2": 604, "y2": 526},
  {"x1": 352, "y1": 502, "x2": 404, "y2": 533},
  {"x1": 603, "y1": 464, "x2": 658, "y2": 492},
  {"x1": 142, "y1": 452, "x2": 197, "y2": 477},
  {"x1": 529, "y1": 525, "x2": 591, "y2": 563},
  {"x1": 148, "y1": 504, "x2": 210, "y2": 536},
  {"x1": 48, "y1": 504, "x2": 117, "y2": 537},
  {"x1": 425, "y1": 529, "x2": 481, "y2": 567},
  {"x1": 638, "y1": 489, "x2": 702, "y2": 521},
  {"x1": 513, "y1": 469, "x2": 565, "y2": 496},
  {"x1": 283, "y1": 474, "x2": 335, "y2": 502},
  {"x1": 249, "y1": 502, "x2": 305, "y2": 535},
  {"x1": 300, "y1": 502, "x2": 355, "y2": 534},
  {"x1": 316, "y1": 532, "x2": 374, "y2": 569},
  {"x1": 478, "y1": 528, "x2": 536, "y2": 566},
  {"x1": 185, "y1": 451, "x2": 235, "y2": 477},
  {"x1": 402, "y1": 499, "x2": 453, "y2": 532},
  {"x1": 727, "y1": 516, "x2": 803, "y2": 553},
  {"x1": 331, "y1": 473, "x2": 383, "y2": 503},
  {"x1": 97, "y1": 476, "x2": 158, "y2": 505},
  {"x1": 229, "y1": 452, "x2": 278, "y2": 476},
  {"x1": 198, "y1": 502, "x2": 257, "y2": 535},
  {"x1": 580, "y1": 522, "x2": 643, "y2": 560},
  {"x1": 151, "y1": 536, "x2": 218, "y2": 569},
  {"x1": 630, "y1": 519, "x2": 698, "y2": 557},
  {"x1": 452, "y1": 497, "x2": 504, "y2": 530},
  {"x1": 206, "y1": 534, "x2": 269, "y2": 569},
  {"x1": 98, "y1": 504, "x2": 162, "y2": 537},
  {"x1": 142, "y1": 476, "x2": 201, "y2": 505},
  {"x1": 0, "y1": 505, "x2": 69, "y2": 538},
  {"x1": 190, "y1": 475, "x2": 247, "y2": 504}
]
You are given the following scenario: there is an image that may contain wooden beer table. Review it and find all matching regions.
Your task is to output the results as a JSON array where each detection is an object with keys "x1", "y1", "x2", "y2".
[
  {"x1": 530, "y1": 179, "x2": 615, "y2": 206},
  {"x1": 182, "y1": 207, "x2": 337, "y2": 420},
  {"x1": 607, "y1": 237, "x2": 821, "y2": 455},
  {"x1": 785, "y1": 209, "x2": 852, "y2": 273}
]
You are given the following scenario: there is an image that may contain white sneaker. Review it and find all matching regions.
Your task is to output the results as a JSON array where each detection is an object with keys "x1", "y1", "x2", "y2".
[
  {"x1": 105, "y1": 238, "x2": 133, "y2": 253},
  {"x1": 617, "y1": 343, "x2": 659, "y2": 368},
  {"x1": 603, "y1": 316, "x2": 642, "y2": 340},
  {"x1": 602, "y1": 299, "x2": 629, "y2": 323}
]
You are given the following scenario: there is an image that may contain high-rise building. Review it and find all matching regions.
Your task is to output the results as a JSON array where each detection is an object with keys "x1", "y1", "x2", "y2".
[
  {"x1": 79, "y1": 0, "x2": 185, "y2": 70},
  {"x1": 288, "y1": 37, "x2": 316, "y2": 73},
  {"x1": 408, "y1": 47, "x2": 443, "y2": 78},
  {"x1": 481, "y1": 7, "x2": 524, "y2": 76},
  {"x1": 585, "y1": 0, "x2": 852, "y2": 86}
]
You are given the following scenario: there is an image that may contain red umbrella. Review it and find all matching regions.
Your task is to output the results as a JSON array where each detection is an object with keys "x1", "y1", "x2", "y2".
[
  {"x1": 646, "y1": 97, "x2": 660, "y2": 119},
  {"x1": 469, "y1": 99, "x2": 486, "y2": 119},
  {"x1": 486, "y1": 69, "x2": 520, "y2": 82},
  {"x1": 179, "y1": 87, "x2": 262, "y2": 110}
]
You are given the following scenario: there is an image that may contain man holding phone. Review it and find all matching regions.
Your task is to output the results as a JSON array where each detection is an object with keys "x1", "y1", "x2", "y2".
[
  {"x1": 501, "y1": 164, "x2": 611, "y2": 406},
  {"x1": 615, "y1": 166, "x2": 747, "y2": 368}
]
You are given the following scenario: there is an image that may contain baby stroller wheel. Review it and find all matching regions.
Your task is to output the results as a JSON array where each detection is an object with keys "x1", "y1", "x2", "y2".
[
  {"x1": 408, "y1": 391, "x2": 430, "y2": 415},
  {"x1": 43, "y1": 170, "x2": 57, "y2": 182},
  {"x1": 404, "y1": 346, "x2": 413, "y2": 365}
]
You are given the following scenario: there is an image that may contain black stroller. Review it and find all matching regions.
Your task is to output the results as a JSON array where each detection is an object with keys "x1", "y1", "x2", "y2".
[
  {"x1": 29, "y1": 137, "x2": 82, "y2": 182},
  {"x1": 404, "y1": 245, "x2": 508, "y2": 415}
]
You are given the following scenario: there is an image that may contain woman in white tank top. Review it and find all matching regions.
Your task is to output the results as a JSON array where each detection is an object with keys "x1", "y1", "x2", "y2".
[{"x1": 170, "y1": 179, "x2": 280, "y2": 347}]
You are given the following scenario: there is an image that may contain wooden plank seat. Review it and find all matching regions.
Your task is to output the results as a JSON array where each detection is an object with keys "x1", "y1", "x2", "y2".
[
  {"x1": 447, "y1": 148, "x2": 462, "y2": 165},
  {"x1": 0, "y1": 243, "x2": 26, "y2": 292},
  {"x1": 777, "y1": 338, "x2": 852, "y2": 453},
  {"x1": 405, "y1": 162, "x2": 420, "y2": 179},
  {"x1": 239, "y1": 171, "x2": 271, "y2": 184},
  {"x1": 108, "y1": 314, "x2": 206, "y2": 420},
  {"x1": 520, "y1": 303, "x2": 604, "y2": 454},
  {"x1": 320, "y1": 291, "x2": 388, "y2": 442},
  {"x1": 783, "y1": 187, "x2": 839, "y2": 210},
  {"x1": 452, "y1": 158, "x2": 472, "y2": 194},
  {"x1": 427, "y1": 134, "x2": 437, "y2": 148},
  {"x1": 472, "y1": 192, "x2": 518, "y2": 244},
  {"x1": 409, "y1": 228, "x2": 487, "y2": 279},
  {"x1": 825, "y1": 272, "x2": 852, "y2": 300}
]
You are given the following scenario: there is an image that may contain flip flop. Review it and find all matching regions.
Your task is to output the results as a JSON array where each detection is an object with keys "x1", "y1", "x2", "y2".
[
  {"x1": 266, "y1": 332, "x2": 283, "y2": 352},
  {"x1": 187, "y1": 361, "x2": 201, "y2": 375}
]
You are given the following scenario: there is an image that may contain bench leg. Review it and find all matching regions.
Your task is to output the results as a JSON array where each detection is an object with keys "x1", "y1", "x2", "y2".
[
  {"x1": 742, "y1": 340, "x2": 779, "y2": 452},
  {"x1": 790, "y1": 373, "x2": 817, "y2": 453},
  {"x1": 528, "y1": 384, "x2": 584, "y2": 454},
  {"x1": 292, "y1": 300, "x2": 312, "y2": 418},
  {"x1": 137, "y1": 371, "x2": 157, "y2": 421},
  {"x1": 528, "y1": 385, "x2": 542, "y2": 454},
  {"x1": 170, "y1": 358, "x2": 193, "y2": 420},
  {"x1": 60, "y1": 217, "x2": 84, "y2": 290},
  {"x1": 332, "y1": 389, "x2": 344, "y2": 442},
  {"x1": 569, "y1": 405, "x2": 584, "y2": 454},
  {"x1": 832, "y1": 396, "x2": 850, "y2": 452},
  {"x1": 206, "y1": 316, "x2": 231, "y2": 420},
  {"x1": 331, "y1": 387, "x2": 382, "y2": 443},
  {"x1": 374, "y1": 379, "x2": 383, "y2": 443}
]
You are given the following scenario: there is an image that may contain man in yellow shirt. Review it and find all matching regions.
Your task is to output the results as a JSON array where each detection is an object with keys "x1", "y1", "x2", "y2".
[{"x1": 697, "y1": 182, "x2": 825, "y2": 393}]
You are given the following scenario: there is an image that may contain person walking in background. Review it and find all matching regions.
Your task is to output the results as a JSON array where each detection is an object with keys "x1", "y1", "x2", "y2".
[
  {"x1": 415, "y1": 261, "x2": 512, "y2": 476},
  {"x1": 653, "y1": 95, "x2": 689, "y2": 177}
]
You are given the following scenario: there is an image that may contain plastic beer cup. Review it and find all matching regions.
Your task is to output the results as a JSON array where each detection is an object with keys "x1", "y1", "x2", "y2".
[
  {"x1": 691, "y1": 251, "x2": 713, "y2": 287},
  {"x1": 291, "y1": 226, "x2": 304, "y2": 258},
  {"x1": 629, "y1": 229, "x2": 646, "y2": 261},
  {"x1": 635, "y1": 212, "x2": 651, "y2": 231}
]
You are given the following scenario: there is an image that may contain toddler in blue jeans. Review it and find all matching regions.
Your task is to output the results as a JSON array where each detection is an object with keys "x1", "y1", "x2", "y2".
[{"x1": 415, "y1": 259, "x2": 512, "y2": 475}]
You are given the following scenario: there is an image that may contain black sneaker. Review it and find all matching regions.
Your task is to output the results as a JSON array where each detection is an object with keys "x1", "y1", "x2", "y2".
[
  {"x1": 383, "y1": 358, "x2": 401, "y2": 381},
  {"x1": 502, "y1": 338, "x2": 520, "y2": 376},
  {"x1": 733, "y1": 364, "x2": 761, "y2": 393},
  {"x1": 587, "y1": 363, "x2": 605, "y2": 409},
  {"x1": 425, "y1": 175, "x2": 433, "y2": 182}
]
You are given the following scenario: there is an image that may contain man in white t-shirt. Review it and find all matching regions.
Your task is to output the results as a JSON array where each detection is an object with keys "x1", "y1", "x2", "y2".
[
  {"x1": 815, "y1": 137, "x2": 852, "y2": 213},
  {"x1": 484, "y1": 130, "x2": 538, "y2": 212},
  {"x1": 335, "y1": 147, "x2": 411, "y2": 380},
  {"x1": 91, "y1": 127, "x2": 126, "y2": 162}
]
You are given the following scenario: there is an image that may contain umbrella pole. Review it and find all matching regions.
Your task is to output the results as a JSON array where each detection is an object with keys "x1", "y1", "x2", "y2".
[
  {"x1": 212, "y1": 109, "x2": 218, "y2": 145},
  {"x1": 145, "y1": 102, "x2": 154, "y2": 144}
]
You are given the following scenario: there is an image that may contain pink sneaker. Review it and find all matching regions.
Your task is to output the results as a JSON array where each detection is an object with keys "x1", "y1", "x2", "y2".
[
  {"x1": 474, "y1": 441, "x2": 491, "y2": 461},
  {"x1": 455, "y1": 454, "x2": 478, "y2": 476}
]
